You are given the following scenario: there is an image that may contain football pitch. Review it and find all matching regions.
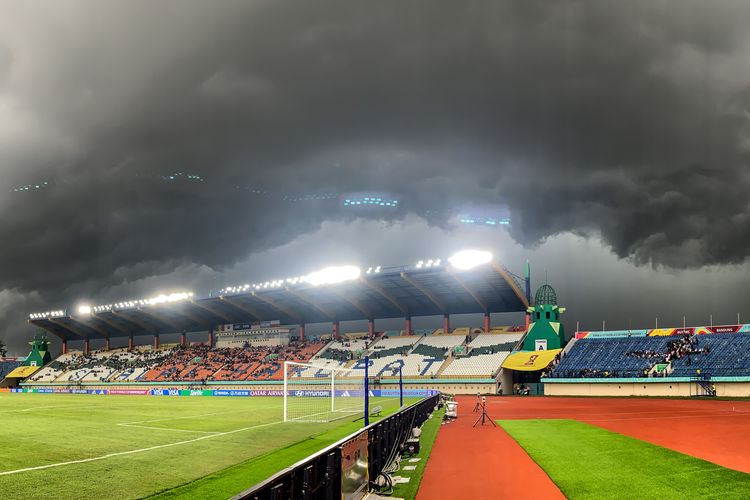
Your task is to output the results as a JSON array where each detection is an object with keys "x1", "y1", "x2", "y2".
[{"x1": 0, "y1": 393, "x2": 413, "y2": 499}]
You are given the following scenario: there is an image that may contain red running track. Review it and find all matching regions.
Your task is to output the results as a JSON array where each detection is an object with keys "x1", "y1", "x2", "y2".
[
  {"x1": 418, "y1": 396, "x2": 750, "y2": 499},
  {"x1": 417, "y1": 397, "x2": 565, "y2": 500},
  {"x1": 488, "y1": 396, "x2": 750, "y2": 474}
]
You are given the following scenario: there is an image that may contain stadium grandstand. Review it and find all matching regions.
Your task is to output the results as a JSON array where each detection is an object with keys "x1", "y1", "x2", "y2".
[
  {"x1": 544, "y1": 322, "x2": 750, "y2": 397},
  {"x1": 12, "y1": 250, "x2": 535, "y2": 395},
  {"x1": 14, "y1": 250, "x2": 750, "y2": 398},
  {"x1": 7, "y1": 249, "x2": 750, "y2": 500}
]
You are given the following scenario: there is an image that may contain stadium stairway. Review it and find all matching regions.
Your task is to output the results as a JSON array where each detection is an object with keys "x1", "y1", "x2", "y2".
[{"x1": 434, "y1": 357, "x2": 453, "y2": 376}]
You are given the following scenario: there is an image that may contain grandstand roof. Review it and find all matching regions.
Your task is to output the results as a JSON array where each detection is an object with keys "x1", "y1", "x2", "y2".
[{"x1": 28, "y1": 258, "x2": 529, "y2": 342}]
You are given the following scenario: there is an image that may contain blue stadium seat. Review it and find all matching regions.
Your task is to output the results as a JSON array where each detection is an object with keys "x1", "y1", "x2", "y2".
[{"x1": 550, "y1": 334, "x2": 750, "y2": 378}]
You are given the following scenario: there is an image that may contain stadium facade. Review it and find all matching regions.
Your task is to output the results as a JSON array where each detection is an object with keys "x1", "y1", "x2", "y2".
[
  {"x1": 12, "y1": 251, "x2": 548, "y2": 395},
  {"x1": 11, "y1": 249, "x2": 750, "y2": 398}
]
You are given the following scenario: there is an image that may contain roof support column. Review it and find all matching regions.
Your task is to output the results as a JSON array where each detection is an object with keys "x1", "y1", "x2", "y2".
[
  {"x1": 368, "y1": 319, "x2": 375, "y2": 339},
  {"x1": 405, "y1": 317, "x2": 411, "y2": 336},
  {"x1": 298, "y1": 324, "x2": 305, "y2": 341},
  {"x1": 443, "y1": 314, "x2": 450, "y2": 335},
  {"x1": 332, "y1": 321, "x2": 340, "y2": 340},
  {"x1": 105, "y1": 338, "x2": 111, "y2": 351},
  {"x1": 484, "y1": 313, "x2": 491, "y2": 333},
  {"x1": 180, "y1": 331, "x2": 186, "y2": 347},
  {"x1": 62, "y1": 338, "x2": 68, "y2": 355},
  {"x1": 128, "y1": 334, "x2": 134, "y2": 351},
  {"x1": 208, "y1": 329, "x2": 214, "y2": 347},
  {"x1": 153, "y1": 333, "x2": 159, "y2": 350},
  {"x1": 525, "y1": 313, "x2": 530, "y2": 332},
  {"x1": 83, "y1": 338, "x2": 90, "y2": 355}
]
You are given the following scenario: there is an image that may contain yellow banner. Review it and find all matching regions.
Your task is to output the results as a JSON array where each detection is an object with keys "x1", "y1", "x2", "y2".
[
  {"x1": 501, "y1": 349, "x2": 561, "y2": 371},
  {"x1": 5, "y1": 365, "x2": 40, "y2": 378}
]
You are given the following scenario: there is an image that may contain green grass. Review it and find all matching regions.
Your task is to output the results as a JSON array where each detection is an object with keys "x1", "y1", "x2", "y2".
[
  {"x1": 390, "y1": 407, "x2": 444, "y2": 500},
  {"x1": 499, "y1": 419, "x2": 750, "y2": 500},
  {"x1": 0, "y1": 393, "x2": 412, "y2": 499}
]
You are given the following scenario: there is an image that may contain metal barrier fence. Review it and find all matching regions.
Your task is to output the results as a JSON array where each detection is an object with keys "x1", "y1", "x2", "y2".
[{"x1": 232, "y1": 393, "x2": 440, "y2": 500}]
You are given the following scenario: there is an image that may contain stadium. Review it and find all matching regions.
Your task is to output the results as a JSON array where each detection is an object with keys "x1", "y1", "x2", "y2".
[{"x1": 1, "y1": 249, "x2": 748, "y2": 499}]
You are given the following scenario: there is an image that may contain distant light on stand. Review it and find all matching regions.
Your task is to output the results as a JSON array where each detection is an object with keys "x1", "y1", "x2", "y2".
[
  {"x1": 302, "y1": 265, "x2": 361, "y2": 286},
  {"x1": 448, "y1": 250, "x2": 493, "y2": 270}
]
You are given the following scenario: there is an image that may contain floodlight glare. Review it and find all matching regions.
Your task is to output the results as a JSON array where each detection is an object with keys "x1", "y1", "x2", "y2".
[
  {"x1": 302, "y1": 265, "x2": 361, "y2": 286},
  {"x1": 78, "y1": 305, "x2": 92, "y2": 315},
  {"x1": 448, "y1": 250, "x2": 493, "y2": 270},
  {"x1": 144, "y1": 292, "x2": 192, "y2": 305}
]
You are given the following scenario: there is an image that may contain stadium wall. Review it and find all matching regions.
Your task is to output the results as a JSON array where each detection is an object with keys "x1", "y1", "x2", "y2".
[
  {"x1": 544, "y1": 380, "x2": 750, "y2": 397},
  {"x1": 19, "y1": 380, "x2": 497, "y2": 395}
]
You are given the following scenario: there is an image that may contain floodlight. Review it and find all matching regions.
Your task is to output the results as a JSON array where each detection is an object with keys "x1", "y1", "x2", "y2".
[
  {"x1": 78, "y1": 305, "x2": 92, "y2": 315},
  {"x1": 416, "y1": 260, "x2": 424, "y2": 269},
  {"x1": 448, "y1": 250, "x2": 493, "y2": 270},
  {"x1": 302, "y1": 265, "x2": 361, "y2": 286}
]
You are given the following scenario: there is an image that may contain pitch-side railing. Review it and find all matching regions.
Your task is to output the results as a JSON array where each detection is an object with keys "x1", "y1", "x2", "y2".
[{"x1": 232, "y1": 393, "x2": 440, "y2": 500}]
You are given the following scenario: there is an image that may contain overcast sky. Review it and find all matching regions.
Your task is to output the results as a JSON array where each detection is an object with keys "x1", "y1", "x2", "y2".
[{"x1": 1, "y1": 1, "x2": 750, "y2": 354}]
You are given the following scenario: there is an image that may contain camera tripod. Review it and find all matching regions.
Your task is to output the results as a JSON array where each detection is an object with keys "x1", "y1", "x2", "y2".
[
  {"x1": 473, "y1": 398, "x2": 496, "y2": 427},
  {"x1": 473, "y1": 396, "x2": 481, "y2": 413}
]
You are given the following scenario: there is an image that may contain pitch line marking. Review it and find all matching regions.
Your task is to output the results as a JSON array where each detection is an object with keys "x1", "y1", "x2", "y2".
[
  {"x1": 118, "y1": 411, "x2": 230, "y2": 425},
  {"x1": 0, "y1": 419, "x2": 285, "y2": 476},
  {"x1": 0, "y1": 404, "x2": 101, "y2": 414},
  {"x1": 0, "y1": 405, "x2": 359, "y2": 476},
  {"x1": 117, "y1": 423, "x2": 221, "y2": 434}
]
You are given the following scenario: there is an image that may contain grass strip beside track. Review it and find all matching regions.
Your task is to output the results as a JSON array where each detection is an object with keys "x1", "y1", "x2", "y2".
[
  {"x1": 149, "y1": 403, "x2": 409, "y2": 499},
  {"x1": 148, "y1": 423, "x2": 361, "y2": 499},
  {"x1": 391, "y1": 407, "x2": 444, "y2": 500},
  {"x1": 498, "y1": 419, "x2": 750, "y2": 500}
]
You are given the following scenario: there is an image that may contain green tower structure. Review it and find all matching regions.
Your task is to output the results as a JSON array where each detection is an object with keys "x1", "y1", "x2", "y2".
[
  {"x1": 521, "y1": 284, "x2": 566, "y2": 351},
  {"x1": 24, "y1": 332, "x2": 52, "y2": 367}
]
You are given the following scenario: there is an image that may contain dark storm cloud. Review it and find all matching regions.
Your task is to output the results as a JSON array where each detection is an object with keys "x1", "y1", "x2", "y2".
[{"x1": 1, "y1": 0, "x2": 750, "y2": 309}]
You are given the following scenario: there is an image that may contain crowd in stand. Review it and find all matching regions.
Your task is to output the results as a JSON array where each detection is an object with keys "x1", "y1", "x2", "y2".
[
  {"x1": 551, "y1": 334, "x2": 713, "y2": 379},
  {"x1": 625, "y1": 335, "x2": 709, "y2": 367},
  {"x1": 319, "y1": 339, "x2": 372, "y2": 361},
  {"x1": 146, "y1": 340, "x2": 324, "y2": 382},
  {"x1": 37, "y1": 340, "x2": 325, "y2": 383},
  {"x1": 540, "y1": 353, "x2": 561, "y2": 377}
]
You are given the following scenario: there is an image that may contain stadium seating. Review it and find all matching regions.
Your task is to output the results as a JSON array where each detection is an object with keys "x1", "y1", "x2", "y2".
[
  {"x1": 548, "y1": 334, "x2": 750, "y2": 379},
  {"x1": 0, "y1": 359, "x2": 22, "y2": 380},
  {"x1": 22, "y1": 327, "x2": 530, "y2": 384},
  {"x1": 469, "y1": 333, "x2": 523, "y2": 353},
  {"x1": 315, "y1": 338, "x2": 371, "y2": 362},
  {"x1": 670, "y1": 334, "x2": 750, "y2": 377},
  {"x1": 440, "y1": 351, "x2": 510, "y2": 377},
  {"x1": 412, "y1": 335, "x2": 463, "y2": 358},
  {"x1": 437, "y1": 334, "x2": 522, "y2": 377},
  {"x1": 368, "y1": 335, "x2": 419, "y2": 359}
]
